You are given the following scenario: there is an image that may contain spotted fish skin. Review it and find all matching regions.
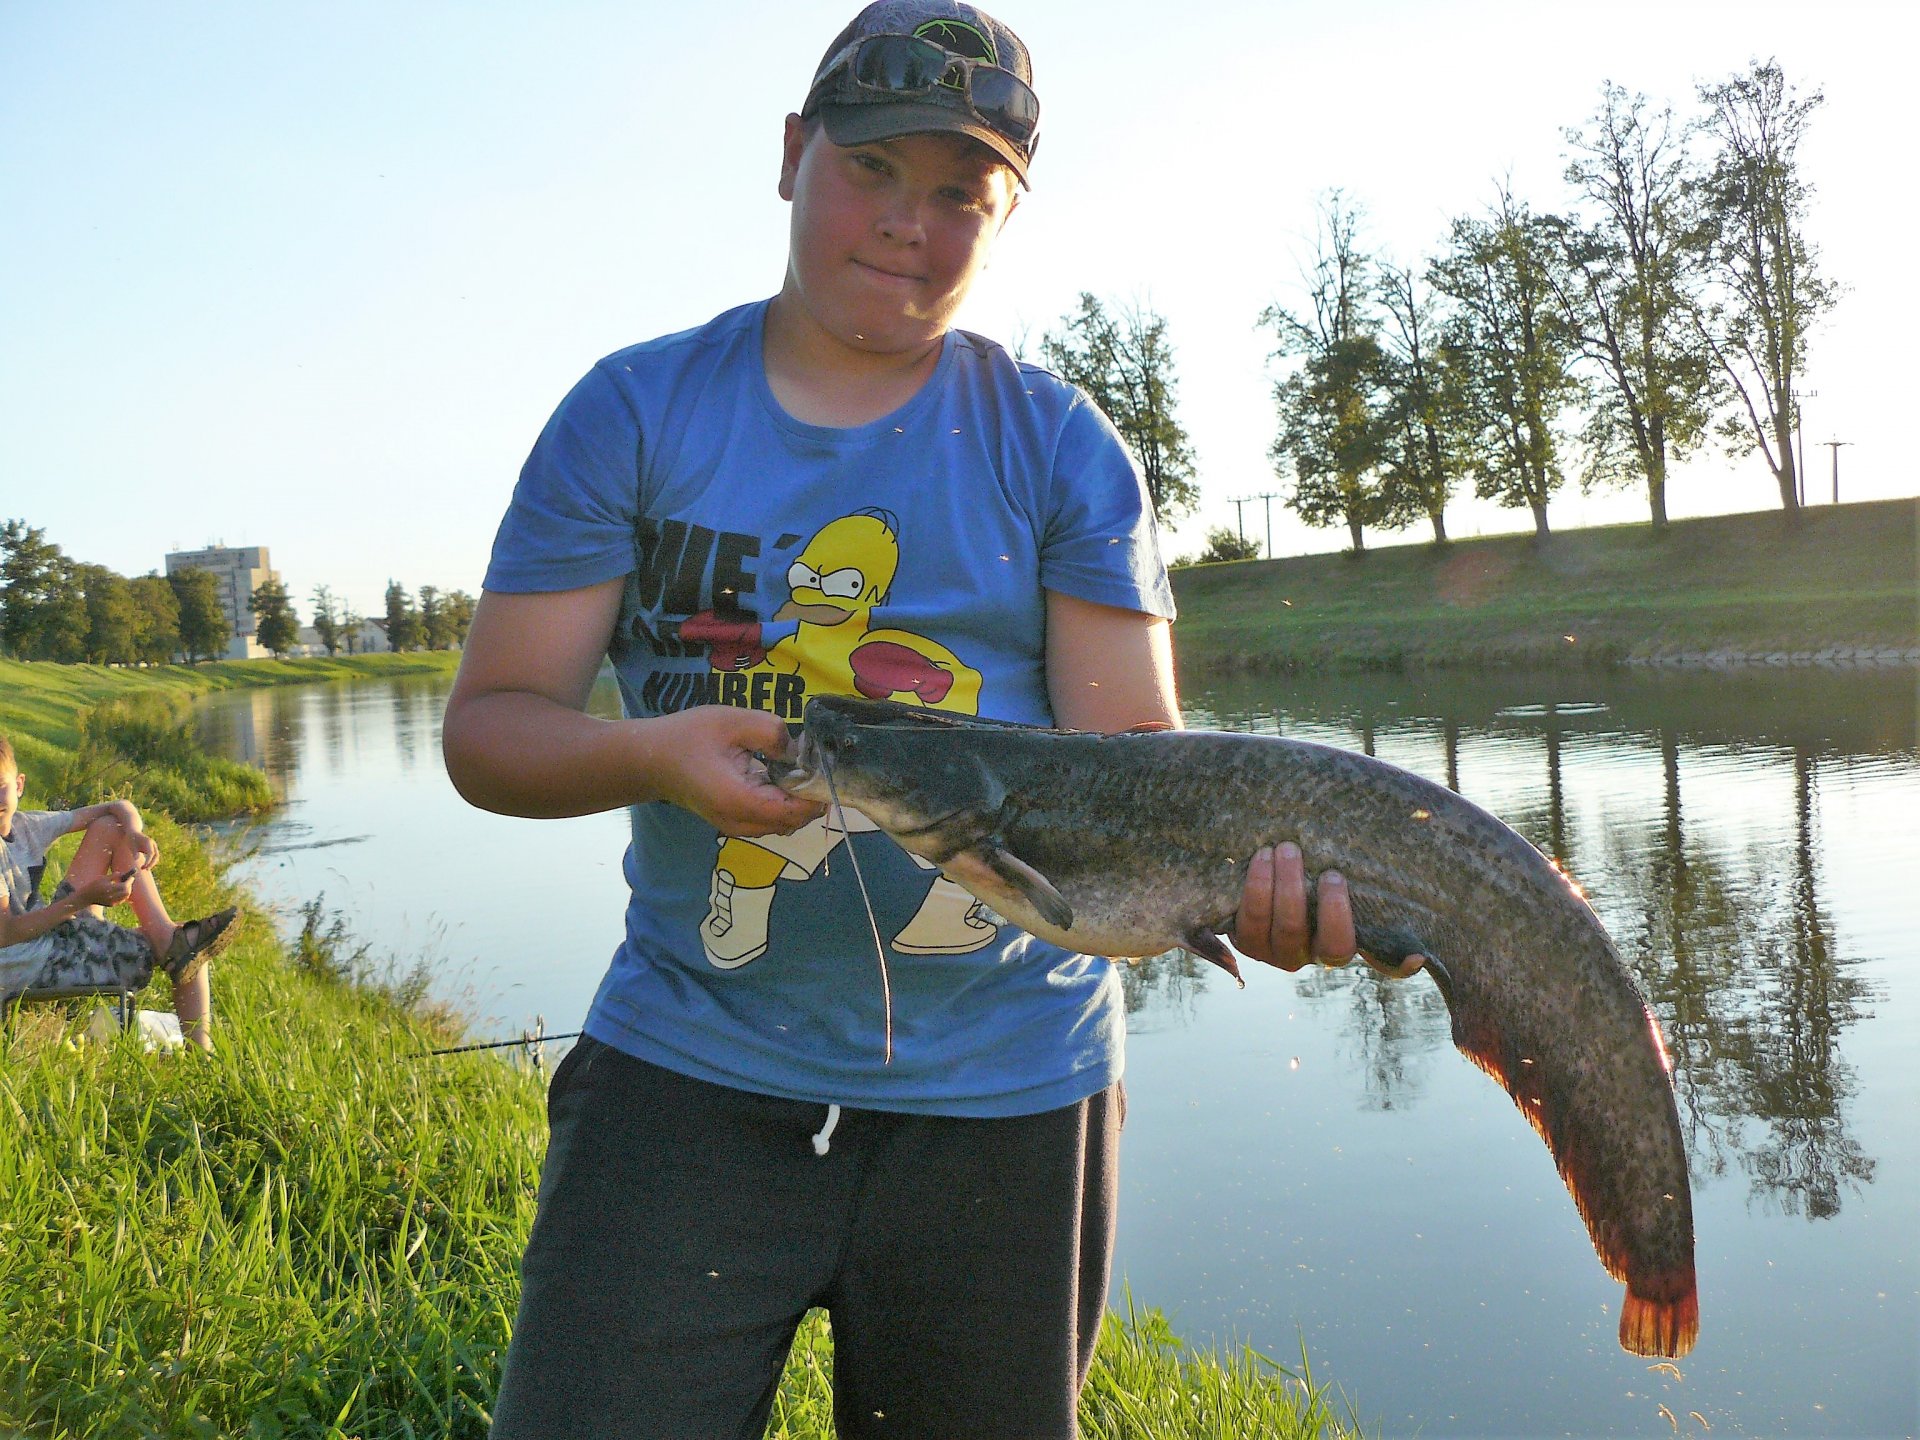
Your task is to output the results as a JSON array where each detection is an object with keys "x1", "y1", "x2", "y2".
[{"x1": 772, "y1": 693, "x2": 1699, "y2": 1358}]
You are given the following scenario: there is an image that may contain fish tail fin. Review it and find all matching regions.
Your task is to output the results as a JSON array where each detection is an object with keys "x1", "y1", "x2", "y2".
[
  {"x1": 1449, "y1": 992, "x2": 1697, "y2": 1357},
  {"x1": 1621, "y1": 1281, "x2": 1699, "y2": 1358}
]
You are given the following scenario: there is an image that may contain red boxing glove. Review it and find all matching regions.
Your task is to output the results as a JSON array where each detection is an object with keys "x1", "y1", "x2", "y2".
[
  {"x1": 680, "y1": 611, "x2": 767, "y2": 671},
  {"x1": 849, "y1": 640, "x2": 955, "y2": 704}
]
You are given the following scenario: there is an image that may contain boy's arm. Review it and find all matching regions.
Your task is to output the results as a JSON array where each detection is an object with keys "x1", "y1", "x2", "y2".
[
  {"x1": 441, "y1": 583, "x2": 822, "y2": 837},
  {"x1": 61, "y1": 798, "x2": 141, "y2": 831},
  {"x1": 1042, "y1": 589, "x2": 1360, "y2": 971},
  {"x1": 58, "y1": 798, "x2": 159, "y2": 868},
  {"x1": 1043, "y1": 589, "x2": 1180, "y2": 733},
  {"x1": 0, "y1": 871, "x2": 134, "y2": 949}
]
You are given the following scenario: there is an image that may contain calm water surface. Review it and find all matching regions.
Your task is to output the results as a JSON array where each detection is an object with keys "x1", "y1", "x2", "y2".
[{"x1": 195, "y1": 667, "x2": 1920, "y2": 1439}]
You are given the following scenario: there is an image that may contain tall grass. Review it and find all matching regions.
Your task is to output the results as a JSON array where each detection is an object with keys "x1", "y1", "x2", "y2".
[
  {"x1": 51, "y1": 693, "x2": 274, "y2": 822},
  {"x1": 2, "y1": 657, "x2": 1366, "y2": 1439},
  {"x1": 1081, "y1": 1302, "x2": 1364, "y2": 1440}
]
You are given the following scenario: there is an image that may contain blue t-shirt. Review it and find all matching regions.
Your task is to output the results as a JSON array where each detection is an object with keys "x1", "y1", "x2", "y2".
[{"x1": 486, "y1": 299, "x2": 1174, "y2": 1117}]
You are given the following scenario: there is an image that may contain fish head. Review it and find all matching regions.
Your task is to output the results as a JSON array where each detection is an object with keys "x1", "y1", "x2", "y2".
[{"x1": 770, "y1": 695, "x2": 1009, "y2": 861}]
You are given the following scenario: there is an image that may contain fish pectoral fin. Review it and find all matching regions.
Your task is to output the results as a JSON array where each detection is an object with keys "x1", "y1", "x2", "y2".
[
  {"x1": 986, "y1": 846, "x2": 1074, "y2": 930},
  {"x1": 944, "y1": 844, "x2": 1074, "y2": 932},
  {"x1": 1354, "y1": 923, "x2": 1432, "y2": 982},
  {"x1": 1181, "y1": 928, "x2": 1245, "y2": 988}
]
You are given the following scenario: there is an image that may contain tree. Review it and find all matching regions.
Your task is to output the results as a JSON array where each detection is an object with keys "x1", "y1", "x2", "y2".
[
  {"x1": 442, "y1": 589, "x2": 476, "y2": 649},
  {"x1": 78, "y1": 564, "x2": 138, "y2": 665},
  {"x1": 419, "y1": 585, "x2": 458, "y2": 651},
  {"x1": 341, "y1": 605, "x2": 366, "y2": 654},
  {"x1": 1261, "y1": 193, "x2": 1403, "y2": 553},
  {"x1": 384, "y1": 580, "x2": 422, "y2": 652},
  {"x1": 128, "y1": 572, "x2": 181, "y2": 665},
  {"x1": 1375, "y1": 261, "x2": 1466, "y2": 543},
  {"x1": 1178, "y1": 526, "x2": 1263, "y2": 566},
  {"x1": 171, "y1": 566, "x2": 231, "y2": 663},
  {"x1": 249, "y1": 576, "x2": 300, "y2": 658},
  {"x1": 1692, "y1": 60, "x2": 1838, "y2": 514},
  {"x1": 0, "y1": 519, "x2": 67, "y2": 659},
  {"x1": 1041, "y1": 294, "x2": 1201, "y2": 523},
  {"x1": 1430, "y1": 188, "x2": 1585, "y2": 540},
  {"x1": 1554, "y1": 83, "x2": 1714, "y2": 530},
  {"x1": 35, "y1": 559, "x2": 89, "y2": 663},
  {"x1": 310, "y1": 584, "x2": 344, "y2": 656}
]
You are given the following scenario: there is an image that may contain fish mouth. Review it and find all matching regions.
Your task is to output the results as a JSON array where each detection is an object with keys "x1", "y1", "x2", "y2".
[{"x1": 765, "y1": 730, "x2": 828, "y2": 801}]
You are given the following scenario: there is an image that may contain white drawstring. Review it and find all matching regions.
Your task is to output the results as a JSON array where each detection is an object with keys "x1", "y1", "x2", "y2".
[{"x1": 811, "y1": 1103, "x2": 842, "y2": 1157}]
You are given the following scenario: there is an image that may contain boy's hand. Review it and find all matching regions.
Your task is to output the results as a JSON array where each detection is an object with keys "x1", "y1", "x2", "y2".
[
  {"x1": 128, "y1": 830, "x2": 160, "y2": 871},
  {"x1": 642, "y1": 706, "x2": 825, "y2": 838},
  {"x1": 1233, "y1": 842, "x2": 1426, "y2": 980},
  {"x1": 74, "y1": 871, "x2": 135, "y2": 910}
]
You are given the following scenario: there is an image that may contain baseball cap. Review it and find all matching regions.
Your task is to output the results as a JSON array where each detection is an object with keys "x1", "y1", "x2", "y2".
[{"x1": 801, "y1": 1, "x2": 1040, "y2": 187}]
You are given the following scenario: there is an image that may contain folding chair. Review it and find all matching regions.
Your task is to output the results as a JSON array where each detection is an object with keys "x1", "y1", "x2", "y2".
[{"x1": 5, "y1": 980, "x2": 137, "y2": 1032}]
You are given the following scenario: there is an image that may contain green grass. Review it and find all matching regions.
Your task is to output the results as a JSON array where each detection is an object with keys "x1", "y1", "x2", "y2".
[
  {"x1": 1171, "y1": 496, "x2": 1920, "y2": 672},
  {"x1": 1, "y1": 658, "x2": 1364, "y2": 1439}
]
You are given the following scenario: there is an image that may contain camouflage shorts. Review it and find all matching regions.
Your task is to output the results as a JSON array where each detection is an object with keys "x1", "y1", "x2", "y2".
[{"x1": 0, "y1": 882, "x2": 156, "y2": 1001}]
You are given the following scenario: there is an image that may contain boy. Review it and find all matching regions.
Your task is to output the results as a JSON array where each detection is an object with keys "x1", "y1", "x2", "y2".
[
  {"x1": 445, "y1": 4, "x2": 1374, "y2": 1434},
  {"x1": 0, "y1": 735, "x2": 235, "y2": 1052}
]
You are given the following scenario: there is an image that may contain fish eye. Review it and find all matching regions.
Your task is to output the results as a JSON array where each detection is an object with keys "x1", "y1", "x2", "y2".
[
  {"x1": 816, "y1": 566, "x2": 864, "y2": 600},
  {"x1": 787, "y1": 560, "x2": 821, "y2": 592}
]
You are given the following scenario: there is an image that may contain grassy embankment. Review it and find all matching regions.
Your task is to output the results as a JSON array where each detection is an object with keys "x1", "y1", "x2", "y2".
[
  {"x1": 1171, "y1": 496, "x2": 1920, "y2": 673},
  {"x1": 1, "y1": 655, "x2": 1364, "y2": 1439}
]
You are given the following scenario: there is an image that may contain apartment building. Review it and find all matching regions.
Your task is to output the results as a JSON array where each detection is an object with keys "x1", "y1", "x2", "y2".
[{"x1": 163, "y1": 544, "x2": 277, "y2": 660}]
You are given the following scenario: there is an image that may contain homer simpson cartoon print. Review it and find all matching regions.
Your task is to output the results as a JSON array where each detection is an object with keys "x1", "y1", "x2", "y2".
[{"x1": 678, "y1": 509, "x2": 997, "y2": 968}]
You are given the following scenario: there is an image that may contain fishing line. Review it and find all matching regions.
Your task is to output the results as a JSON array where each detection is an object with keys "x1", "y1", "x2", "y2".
[
  {"x1": 413, "y1": 1031, "x2": 581, "y2": 1059},
  {"x1": 822, "y1": 751, "x2": 894, "y2": 1066}
]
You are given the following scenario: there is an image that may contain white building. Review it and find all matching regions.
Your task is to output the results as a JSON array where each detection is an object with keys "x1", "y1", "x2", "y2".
[
  {"x1": 164, "y1": 544, "x2": 277, "y2": 660},
  {"x1": 290, "y1": 618, "x2": 391, "y2": 656},
  {"x1": 348, "y1": 617, "x2": 391, "y2": 653}
]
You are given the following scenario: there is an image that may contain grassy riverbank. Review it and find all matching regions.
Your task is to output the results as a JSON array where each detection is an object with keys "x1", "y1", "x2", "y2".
[
  {"x1": 1171, "y1": 496, "x2": 1920, "y2": 673},
  {"x1": 0, "y1": 657, "x2": 1364, "y2": 1438}
]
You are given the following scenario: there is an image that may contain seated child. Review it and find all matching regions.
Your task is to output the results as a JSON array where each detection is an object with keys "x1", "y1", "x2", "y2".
[{"x1": 0, "y1": 734, "x2": 235, "y2": 1051}]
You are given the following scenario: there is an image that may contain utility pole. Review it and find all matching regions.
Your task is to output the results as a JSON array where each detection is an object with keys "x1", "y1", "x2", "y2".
[
  {"x1": 1229, "y1": 495, "x2": 1252, "y2": 545},
  {"x1": 1824, "y1": 440, "x2": 1851, "y2": 503},
  {"x1": 1256, "y1": 492, "x2": 1279, "y2": 558}
]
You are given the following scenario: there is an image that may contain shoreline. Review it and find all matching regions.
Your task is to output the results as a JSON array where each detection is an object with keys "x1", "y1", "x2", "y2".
[
  {"x1": 1621, "y1": 644, "x2": 1920, "y2": 669},
  {"x1": 1168, "y1": 496, "x2": 1920, "y2": 676}
]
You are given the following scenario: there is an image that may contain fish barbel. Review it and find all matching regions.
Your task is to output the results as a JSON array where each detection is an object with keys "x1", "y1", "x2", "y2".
[{"x1": 769, "y1": 693, "x2": 1699, "y2": 1358}]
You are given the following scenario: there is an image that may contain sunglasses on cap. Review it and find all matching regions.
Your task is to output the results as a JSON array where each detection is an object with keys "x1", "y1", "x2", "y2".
[{"x1": 805, "y1": 33, "x2": 1041, "y2": 158}]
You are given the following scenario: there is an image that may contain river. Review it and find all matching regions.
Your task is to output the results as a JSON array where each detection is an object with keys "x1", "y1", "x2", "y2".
[{"x1": 194, "y1": 666, "x2": 1919, "y2": 1438}]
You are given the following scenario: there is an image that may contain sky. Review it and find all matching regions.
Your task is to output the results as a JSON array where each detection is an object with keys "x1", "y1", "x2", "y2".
[{"x1": 4, "y1": 1, "x2": 1915, "y2": 622}]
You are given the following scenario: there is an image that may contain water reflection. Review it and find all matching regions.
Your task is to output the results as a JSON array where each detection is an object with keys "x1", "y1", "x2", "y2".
[
  {"x1": 1599, "y1": 735, "x2": 1879, "y2": 1221},
  {"x1": 1144, "y1": 668, "x2": 1910, "y2": 1222}
]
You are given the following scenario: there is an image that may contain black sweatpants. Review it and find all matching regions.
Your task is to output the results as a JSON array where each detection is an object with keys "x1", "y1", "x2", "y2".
[{"x1": 490, "y1": 1037, "x2": 1121, "y2": 1440}]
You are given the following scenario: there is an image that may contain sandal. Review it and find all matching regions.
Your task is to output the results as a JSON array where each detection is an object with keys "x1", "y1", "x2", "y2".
[{"x1": 164, "y1": 908, "x2": 238, "y2": 986}]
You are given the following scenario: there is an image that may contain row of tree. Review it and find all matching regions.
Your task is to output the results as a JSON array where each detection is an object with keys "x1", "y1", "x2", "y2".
[
  {"x1": 247, "y1": 578, "x2": 476, "y2": 658},
  {"x1": 1267, "y1": 61, "x2": 1833, "y2": 551},
  {"x1": 0, "y1": 520, "x2": 228, "y2": 664},
  {"x1": 366, "y1": 581, "x2": 476, "y2": 655},
  {"x1": 1037, "y1": 60, "x2": 1835, "y2": 558},
  {"x1": 0, "y1": 519, "x2": 474, "y2": 664}
]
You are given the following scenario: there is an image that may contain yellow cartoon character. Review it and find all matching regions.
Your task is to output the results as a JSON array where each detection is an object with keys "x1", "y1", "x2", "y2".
[{"x1": 679, "y1": 510, "x2": 994, "y2": 968}]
